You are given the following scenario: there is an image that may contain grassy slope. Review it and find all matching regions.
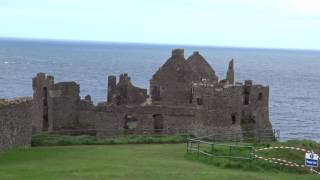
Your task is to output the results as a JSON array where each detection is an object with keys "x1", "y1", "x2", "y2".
[
  {"x1": 187, "y1": 140, "x2": 320, "y2": 174},
  {"x1": 0, "y1": 144, "x2": 318, "y2": 180}
]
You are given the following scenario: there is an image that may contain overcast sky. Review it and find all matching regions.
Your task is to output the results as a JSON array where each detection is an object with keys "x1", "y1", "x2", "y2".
[{"x1": 1, "y1": 0, "x2": 320, "y2": 50}]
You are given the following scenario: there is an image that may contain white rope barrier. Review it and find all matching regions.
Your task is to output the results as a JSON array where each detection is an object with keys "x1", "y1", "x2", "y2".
[
  {"x1": 254, "y1": 154, "x2": 305, "y2": 168},
  {"x1": 311, "y1": 169, "x2": 320, "y2": 175},
  {"x1": 254, "y1": 146, "x2": 320, "y2": 175},
  {"x1": 255, "y1": 146, "x2": 311, "y2": 153}
]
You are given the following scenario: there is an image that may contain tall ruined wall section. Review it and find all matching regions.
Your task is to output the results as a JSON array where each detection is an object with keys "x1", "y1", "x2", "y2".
[
  {"x1": 241, "y1": 80, "x2": 271, "y2": 131},
  {"x1": 186, "y1": 51, "x2": 219, "y2": 83},
  {"x1": 77, "y1": 98, "x2": 96, "y2": 130},
  {"x1": 0, "y1": 99, "x2": 32, "y2": 150},
  {"x1": 191, "y1": 84, "x2": 243, "y2": 136},
  {"x1": 32, "y1": 73, "x2": 54, "y2": 132},
  {"x1": 48, "y1": 82, "x2": 81, "y2": 130},
  {"x1": 150, "y1": 49, "x2": 192, "y2": 105},
  {"x1": 33, "y1": 73, "x2": 96, "y2": 132},
  {"x1": 150, "y1": 49, "x2": 220, "y2": 106},
  {"x1": 107, "y1": 74, "x2": 147, "y2": 105}
]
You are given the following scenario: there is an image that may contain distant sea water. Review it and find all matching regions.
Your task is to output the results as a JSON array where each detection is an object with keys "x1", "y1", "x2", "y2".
[{"x1": 0, "y1": 39, "x2": 320, "y2": 142}]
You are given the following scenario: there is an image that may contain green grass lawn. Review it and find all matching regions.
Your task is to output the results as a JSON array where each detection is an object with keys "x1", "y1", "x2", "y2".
[
  {"x1": 187, "y1": 140, "x2": 320, "y2": 174},
  {"x1": 0, "y1": 144, "x2": 318, "y2": 180}
]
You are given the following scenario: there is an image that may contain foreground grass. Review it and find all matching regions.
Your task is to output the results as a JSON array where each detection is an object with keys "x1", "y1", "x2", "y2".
[{"x1": 0, "y1": 144, "x2": 319, "y2": 180}]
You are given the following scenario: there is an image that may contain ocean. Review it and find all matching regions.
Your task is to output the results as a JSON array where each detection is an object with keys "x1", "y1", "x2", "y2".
[{"x1": 0, "y1": 39, "x2": 320, "y2": 141}]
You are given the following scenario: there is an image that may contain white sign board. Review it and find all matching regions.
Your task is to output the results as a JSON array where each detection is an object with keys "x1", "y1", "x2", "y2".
[{"x1": 305, "y1": 152, "x2": 318, "y2": 167}]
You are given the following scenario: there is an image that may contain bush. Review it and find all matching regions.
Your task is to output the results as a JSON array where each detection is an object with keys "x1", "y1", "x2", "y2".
[{"x1": 32, "y1": 133, "x2": 190, "y2": 147}]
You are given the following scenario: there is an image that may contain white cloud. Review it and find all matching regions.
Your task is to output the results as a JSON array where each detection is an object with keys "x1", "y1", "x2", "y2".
[{"x1": 291, "y1": 0, "x2": 320, "y2": 13}]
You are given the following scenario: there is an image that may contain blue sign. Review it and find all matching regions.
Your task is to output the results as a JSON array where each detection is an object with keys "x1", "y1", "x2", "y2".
[{"x1": 305, "y1": 152, "x2": 318, "y2": 167}]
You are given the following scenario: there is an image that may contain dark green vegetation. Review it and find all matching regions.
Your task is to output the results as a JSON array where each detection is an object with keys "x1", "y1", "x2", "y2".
[
  {"x1": 187, "y1": 140, "x2": 320, "y2": 175},
  {"x1": 0, "y1": 143, "x2": 319, "y2": 180},
  {"x1": 32, "y1": 133, "x2": 189, "y2": 146}
]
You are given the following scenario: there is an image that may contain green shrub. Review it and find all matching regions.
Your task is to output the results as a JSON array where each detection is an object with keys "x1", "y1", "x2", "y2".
[{"x1": 32, "y1": 133, "x2": 190, "y2": 147}]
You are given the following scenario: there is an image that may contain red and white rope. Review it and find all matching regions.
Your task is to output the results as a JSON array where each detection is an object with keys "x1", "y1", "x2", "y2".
[
  {"x1": 255, "y1": 146, "x2": 311, "y2": 153},
  {"x1": 254, "y1": 154, "x2": 305, "y2": 168},
  {"x1": 311, "y1": 169, "x2": 320, "y2": 175},
  {"x1": 254, "y1": 146, "x2": 319, "y2": 175}
]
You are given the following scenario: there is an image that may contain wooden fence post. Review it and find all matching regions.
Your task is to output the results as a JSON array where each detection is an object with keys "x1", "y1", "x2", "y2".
[
  {"x1": 187, "y1": 141, "x2": 189, "y2": 153},
  {"x1": 229, "y1": 146, "x2": 232, "y2": 163},
  {"x1": 211, "y1": 143, "x2": 214, "y2": 161},
  {"x1": 197, "y1": 141, "x2": 200, "y2": 157}
]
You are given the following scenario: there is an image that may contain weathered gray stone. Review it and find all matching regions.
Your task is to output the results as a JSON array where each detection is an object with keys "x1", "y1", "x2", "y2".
[
  {"x1": 186, "y1": 51, "x2": 218, "y2": 83},
  {"x1": 226, "y1": 59, "x2": 234, "y2": 84},
  {"x1": 0, "y1": 98, "x2": 32, "y2": 151},
  {"x1": 108, "y1": 74, "x2": 148, "y2": 105}
]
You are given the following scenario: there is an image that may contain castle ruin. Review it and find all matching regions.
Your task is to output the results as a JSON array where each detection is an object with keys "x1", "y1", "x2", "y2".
[{"x1": 0, "y1": 49, "x2": 272, "y2": 150}]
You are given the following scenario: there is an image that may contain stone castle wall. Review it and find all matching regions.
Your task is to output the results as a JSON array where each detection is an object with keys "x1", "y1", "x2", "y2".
[
  {"x1": 94, "y1": 105, "x2": 196, "y2": 137},
  {"x1": 191, "y1": 84, "x2": 243, "y2": 136},
  {"x1": 241, "y1": 83, "x2": 271, "y2": 131},
  {"x1": 108, "y1": 73, "x2": 148, "y2": 105},
  {"x1": 0, "y1": 98, "x2": 32, "y2": 151},
  {"x1": 32, "y1": 73, "x2": 54, "y2": 132},
  {"x1": 49, "y1": 82, "x2": 81, "y2": 130},
  {"x1": 150, "y1": 49, "x2": 193, "y2": 105}
]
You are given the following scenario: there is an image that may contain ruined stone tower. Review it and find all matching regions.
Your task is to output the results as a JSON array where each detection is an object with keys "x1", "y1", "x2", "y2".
[
  {"x1": 107, "y1": 75, "x2": 116, "y2": 103},
  {"x1": 226, "y1": 59, "x2": 234, "y2": 84},
  {"x1": 32, "y1": 73, "x2": 54, "y2": 132},
  {"x1": 32, "y1": 73, "x2": 83, "y2": 132}
]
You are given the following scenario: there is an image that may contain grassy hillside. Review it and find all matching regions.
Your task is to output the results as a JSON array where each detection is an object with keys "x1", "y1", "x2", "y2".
[
  {"x1": 187, "y1": 140, "x2": 320, "y2": 174},
  {"x1": 0, "y1": 144, "x2": 318, "y2": 180}
]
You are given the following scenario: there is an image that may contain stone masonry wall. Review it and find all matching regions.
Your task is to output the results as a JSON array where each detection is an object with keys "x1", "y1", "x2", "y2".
[
  {"x1": 241, "y1": 84, "x2": 271, "y2": 131},
  {"x1": 49, "y1": 82, "x2": 80, "y2": 130},
  {"x1": 32, "y1": 73, "x2": 54, "y2": 132},
  {"x1": 0, "y1": 98, "x2": 32, "y2": 151},
  {"x1": 191, "y1": 84, "x2": 243, "y2": 136},
  {"x1": 95, "y1": 104, "x2": 196, "y2": 137}
]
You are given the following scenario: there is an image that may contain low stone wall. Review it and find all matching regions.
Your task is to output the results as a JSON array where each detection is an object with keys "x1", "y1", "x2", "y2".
[
  {"x1": 94, "y1": 104, "x2": 197, "y2": 137},
  {"x1": 0, "y1": 98, "x2": 32, "y2": 151}
]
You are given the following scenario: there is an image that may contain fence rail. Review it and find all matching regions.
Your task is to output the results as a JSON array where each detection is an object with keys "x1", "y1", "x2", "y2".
[
  {"x1": 194, "y1": 129, "x2": 280, "y2": 143},
  {"x1": 186, "y1": 129, "x2": 279, "y2": 161},
  {"x1": 187, "y1": 138, "x2": 254, "y2": 160}
]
